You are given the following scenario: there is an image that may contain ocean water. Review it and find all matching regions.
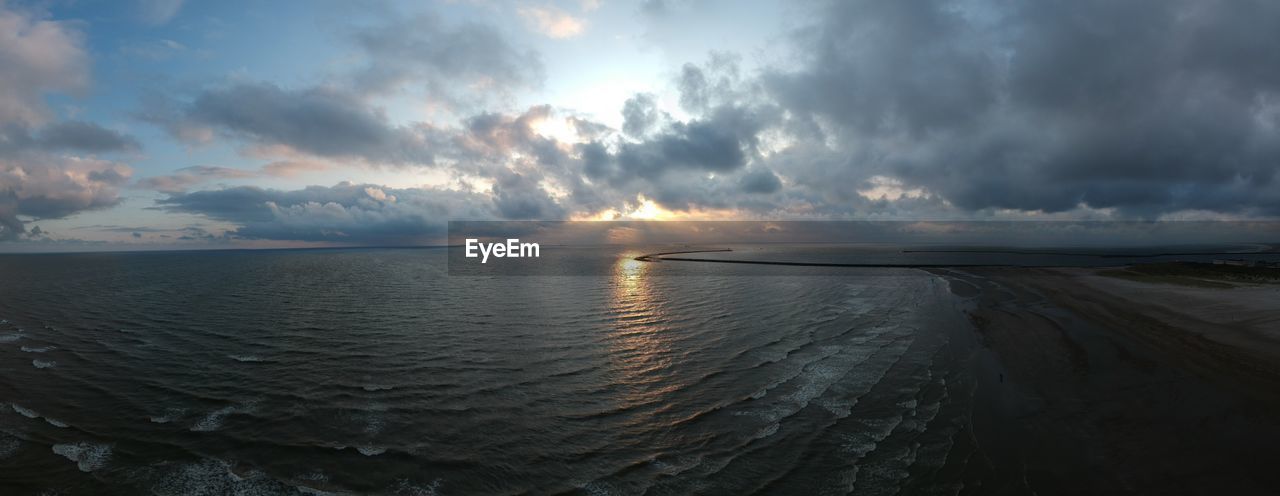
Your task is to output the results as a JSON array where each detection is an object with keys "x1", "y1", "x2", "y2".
[{"x1": 0, "y1": 247, "x2": 993, "y2": 494}]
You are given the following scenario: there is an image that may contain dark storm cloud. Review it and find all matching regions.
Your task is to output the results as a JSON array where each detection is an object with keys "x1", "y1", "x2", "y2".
[
  {"x1": 169, "y1": 82, "x2": 440, "y2": 165},
  {"x1": 677, "y1": 64, "x2": 709, "y2": 113},
  {"x1": 35, "y1": 121, "x2": 140, "y2": 153},
  {"x1": 0, "y1": 121, "x2": 140, "y2": 155},
  {"x1": 590, "y1": 103, "x2": 769, "y2": 183},
  {"x1": 154, "y1": 182, "x2": 496, "y2": 243},
  {"x1": 349, "y1": 12, "x2": 544, "y2": 107},
  {"x1": 491, "y1": 169, "x2": 566, "y2": 220},
  {"x1": 621, "y1": 93, "x2": 663, "y2": 138},
  {"x1": 762, "y1": 0, "x2": 1280, "y2": 217},
  {"x1": 739, "y1": 168, "x2": 781, "y2": 194}
]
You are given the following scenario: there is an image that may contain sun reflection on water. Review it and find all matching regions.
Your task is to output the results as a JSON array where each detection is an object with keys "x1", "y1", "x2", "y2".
[{"x1": 603, "y1": 252, "x2": 681, "y2": 419}]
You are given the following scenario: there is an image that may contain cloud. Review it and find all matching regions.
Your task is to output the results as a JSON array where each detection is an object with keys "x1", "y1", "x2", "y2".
[
  {"x1": 348, "y1": 12, "x2": 544, "y2": 107},
  {"x1": 1, "y1": 157, "x2": 133, "y2": 239},
  {"x1": 519, "y1": 5, "x2": 587, "y2": 39},
  {"x1": 491, "y1": 169, "x2": 565, "y2": 219},
  {"x1": 30, "y1": 121, "x2": 140, "y2": 153},
  {"x1": 588, "y1": 102, "x2": 773, "y2": 185},
  {"x1": 739, "y1": 168, "x2": 781, "y2": 194},
  {"x1": 157, "y1": 82, "x2": 442, "y2": 165},
  {"x1": 621, "y1": 93, "x2": 664, "y2": 138},
  {"x1": 154, "y1": 182, "x2": 498, "y2": 244},
  {"x1": 0, "y1": 4, "x2": 140, "y2": 241},
  {"x1": 135, "y1": 165, "x2": 257, "y2": 193},
  {"x1": 260, "y1": 160, "x2": 329, "y2": 177},
  {"x1": 0, "y1": 4, "x2": 89, "y2": 126},
  {"x1": 759, "y1": 0, "x2": 1280, "y2": 217},
  {"x1": 1, "y1": 121, "x2": 140, "y2": 155}
]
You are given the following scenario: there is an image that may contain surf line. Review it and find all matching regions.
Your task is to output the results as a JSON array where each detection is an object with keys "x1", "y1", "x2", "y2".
[{"x1": 635, "y1": 249, "x2": 1011, "y2": 268}]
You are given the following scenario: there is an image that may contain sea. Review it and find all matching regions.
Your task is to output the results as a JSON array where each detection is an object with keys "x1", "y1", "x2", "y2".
[{"x1": 0, "y1": 245, "x2": 1276, "y2": 494}]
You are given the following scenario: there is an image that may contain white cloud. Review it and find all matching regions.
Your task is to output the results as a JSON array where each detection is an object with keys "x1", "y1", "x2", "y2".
[
  {"x1": 519, "y1": 5, "x2": 587, "y2": 39},
  {"x1": 0, "y1": 5, "x2": 89, "y2": 126}
]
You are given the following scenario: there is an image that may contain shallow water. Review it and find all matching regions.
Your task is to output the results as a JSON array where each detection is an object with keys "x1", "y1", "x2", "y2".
[{"x1": 0, "y1": 248, "x2": 984, "y2": 495}]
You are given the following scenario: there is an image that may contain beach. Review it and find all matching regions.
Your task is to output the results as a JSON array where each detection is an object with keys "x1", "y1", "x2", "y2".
[{"x1": 932, "y1": 267, "x2": 1280, "y2": 494}]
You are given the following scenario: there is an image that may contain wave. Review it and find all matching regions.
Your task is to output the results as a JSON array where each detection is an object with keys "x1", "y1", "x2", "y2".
[
  {"x1": 52, "y1": 442, "x2": 113, "y2": 472},
  {"x1": 356, "y1": 446, "x2": 386, "y2": 456},
  {"x1": 32, "y1": 359, "x2": 57, "y2": 369},
  {"x1": 189, "y1": 398, "x2": 264, "y2": 432},
  {"x1": 227, "y1": 354, "x2": 263, "y2": 363},
  {"x1": 191, "y1": 406, "x2": 236, "y2": 432},
  {"x1": 0, "y1": 333, "x2": 21, "y2": 343},
  {"x1": 11, "y1": 403, "x2": 70, "y2": 428},
  {"x1": 20, "y1": 345, "x2": 54, "y2": 353},
  {"x1": 0, "y1": 435, "x2": 20, "y2": 459},
  {"x1": 146, "y1": 459, "x2": 302, "y2": 496},
  {"x1": 11, "y1": 403, "x2": 39, "y2": 418},
  {"x1": 754, "y1": 422, "x2": 781, "y2": 439},
  {"x1": 149, "y1": 407, "x2": 187, "y2": 424},
  {"x1": 393, "y1": 478, "x2": 443, "y2": 496}
]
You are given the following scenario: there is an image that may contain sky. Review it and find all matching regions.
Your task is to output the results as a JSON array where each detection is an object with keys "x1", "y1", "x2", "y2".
[{"x1": 2, "y1": 0, "x2": 1280, "y2": 251}]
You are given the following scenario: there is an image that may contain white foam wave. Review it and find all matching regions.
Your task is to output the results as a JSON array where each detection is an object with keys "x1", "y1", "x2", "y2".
[
  {"x1": 147, "y1": 459, "x2": 299, "y2": 496},
  {"x1": 52, "y1": 442, "x2": 112, "y2": 472},
  {"x1": 0, "y1": 334, "x2": 21, "y2": 343},
  {"x1": 362, "y1": 384, "x2": 393, "y2": 391},
  {"x1": 227, "y1": 354, "x2": 263, "y2": 363},
  {"x1": 32, "y1": 359, "x2": 57, "y2": 369},
  {"x1": 191, "y1": 406, "x2": 236, "y2": 432},
  {"x1": 13, "y1": 402, "x2": 71, "y2": 427},
  {"x1": 20, "y1": 345, "x2": 53, "y2": 353},
  {"x1": 12, "y1": 403, "x2": 39, "y2": 418},
  {"x1": 356, "y1": 446, "x2": 386, "y2": 456}
]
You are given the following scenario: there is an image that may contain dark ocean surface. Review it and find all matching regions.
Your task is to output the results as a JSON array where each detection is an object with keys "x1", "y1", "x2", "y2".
[{"x1": 0, "y1": 245, "x2": 1277, "y2": 494}]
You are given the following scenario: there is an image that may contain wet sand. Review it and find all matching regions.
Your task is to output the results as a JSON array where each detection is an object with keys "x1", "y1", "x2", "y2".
[{"x1": 934, "y1": 267, "x2": 1280, "y2": 495}]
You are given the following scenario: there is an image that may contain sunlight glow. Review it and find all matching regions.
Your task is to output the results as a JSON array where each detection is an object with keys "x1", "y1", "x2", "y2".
[
  {"x1": 627, "y1": 196, "x2": 669, "y2": 220},
  {"x1": 531, "y1": 115, "x2": 582, "y2": 145}
]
